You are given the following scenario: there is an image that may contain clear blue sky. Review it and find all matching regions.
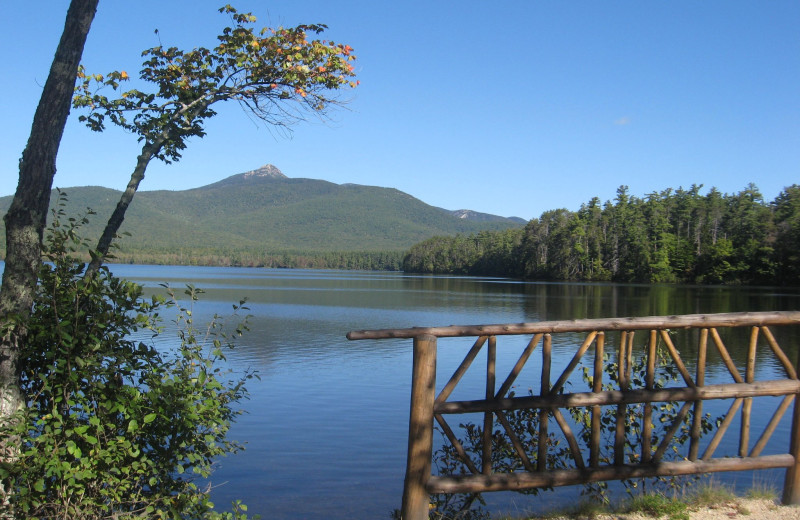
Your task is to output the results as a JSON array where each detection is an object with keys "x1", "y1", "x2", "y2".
[{"x1": 1, "y1": 1, "x2": 797, "y2": 220}]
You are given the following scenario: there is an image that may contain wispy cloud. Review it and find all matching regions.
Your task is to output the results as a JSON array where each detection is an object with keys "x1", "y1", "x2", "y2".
[{"x1": 614, "y1": 116, "x2": 632, "y2": 126}]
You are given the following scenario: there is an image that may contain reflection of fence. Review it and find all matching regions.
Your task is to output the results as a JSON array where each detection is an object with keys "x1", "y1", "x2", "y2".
[{"x1": 348, "y1": 311, "x2": 800, "y2": 520}]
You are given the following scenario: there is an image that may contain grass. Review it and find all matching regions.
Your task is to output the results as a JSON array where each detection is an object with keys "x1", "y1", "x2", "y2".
[
  {"x1": 505, "y1": 479, "x2": 782, "y2": 520},
  {"x1": 623, "y1": 493, "x2": 689, "y2": 520},
  {"x1": 744, "y1": 477, "x2": 780, "y2": 501},
  {"x1": 689, "y1": 479, "x2": 738, "y2": 508}
]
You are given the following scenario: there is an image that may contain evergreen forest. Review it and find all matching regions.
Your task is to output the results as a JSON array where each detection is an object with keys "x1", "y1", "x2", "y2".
[{"x1": 402, "y1": 184, "x2": 800, "y2": 286}]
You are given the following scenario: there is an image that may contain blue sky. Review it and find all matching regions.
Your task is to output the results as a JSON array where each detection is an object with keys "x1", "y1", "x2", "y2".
[{"x1": 1, "y1": 1, "x2": 797, "y2": 220}]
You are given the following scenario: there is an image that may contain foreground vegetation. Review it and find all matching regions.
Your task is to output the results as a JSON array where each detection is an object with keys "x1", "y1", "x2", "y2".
[
  {"x1": 403, "y1": 183, "x2": 800, "y2": 286},
  {"x1": 0, "y1": 206, "x2": 256, "y2": 518},
  {"x1": 2, "y1": 3, "x2": 363, "y2": 515}
]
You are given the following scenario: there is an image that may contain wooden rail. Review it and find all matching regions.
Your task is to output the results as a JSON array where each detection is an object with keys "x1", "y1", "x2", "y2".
[{"x1": 348, "y1": 311, "x2": 800, "y2": 520}]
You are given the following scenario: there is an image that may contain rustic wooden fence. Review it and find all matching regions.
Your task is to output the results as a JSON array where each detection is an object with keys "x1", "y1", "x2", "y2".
[{"x1": 348, "y1": 311, "x2": 800, "y2": 520}]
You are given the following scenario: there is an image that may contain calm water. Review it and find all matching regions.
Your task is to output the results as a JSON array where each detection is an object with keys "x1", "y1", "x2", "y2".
[{"x1": 100, "y1": 265, "x2": 800, "y2": 518}]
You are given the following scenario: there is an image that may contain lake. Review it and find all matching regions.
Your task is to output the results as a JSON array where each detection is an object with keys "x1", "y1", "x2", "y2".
[{"x1": 104, "y1": 265, "x2": 800, "y2": 518}]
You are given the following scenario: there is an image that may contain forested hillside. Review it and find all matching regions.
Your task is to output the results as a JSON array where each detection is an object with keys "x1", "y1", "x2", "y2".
[
  {"x1": 402, "y1": 184, "x2": 800, "y2": 286},
  {"x1": 0, "y1": 166, "x2": 522, "y2": 268}
]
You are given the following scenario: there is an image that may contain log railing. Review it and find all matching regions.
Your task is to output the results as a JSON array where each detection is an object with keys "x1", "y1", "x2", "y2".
[{"x1": 347, "y1": 311, "x2": 800, "y2": 520}]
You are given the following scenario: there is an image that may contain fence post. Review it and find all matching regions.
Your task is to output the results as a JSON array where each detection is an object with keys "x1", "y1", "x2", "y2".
[
  {"x1": 783, "y1": 352, "x2": 800, "y2": 505},
  {"x1": 401, "y1": 334, "x2": 437, "y2": 520}
]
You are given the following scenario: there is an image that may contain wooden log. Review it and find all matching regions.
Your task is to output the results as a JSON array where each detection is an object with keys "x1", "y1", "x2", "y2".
[
  {"x1": 537, "y1": 334, "x2": 552, "y2": 471},
  {"x1": 626, "y1": 330, "x2": 634, "y2": 384},
  {"x1": 435, "y1": 413, "x2": 480, "y2": 475},
  {"x1": 660, "y1": 330, "x2": 696, "y2": 388},
  {"x1": 625, "y1": 332, "x2": 634, "y2": 446},
  {"x1": 702, "y1": 398, "x2": 744, "y2": 461},
  {"x1": 401, "y1": 334, "x2": 437, "y2": 520},
  {"x1": 436, "y1": 336, "x2": 486, "y2": 405},
  {"x1": 615, "y1": 331, "x2": 628, "y2": 466},
  {"x1": 496, "y1": 334, "x2": 542, "y2": 399},
  {"x1": 783, "y1": 351, "x2": 800, "y2": 505},
  {"x1": 620, "y1": 330, "x2": 635, "y2": 457},
  {"x1": 495, "y1": 411, "x2": 535, "y2": 472},
  {"x1": 690, "y1": 328, "x2": 708, "y2": 461},
  {"x1": 710, "y1": 328, "x2": 744, "y2": 383},
  {"x1": 427, "y1": 454, "x2": 795, "y2": 494},
  {"x1": 643, "y1": 330, "x2": 657, "y2": 463},
  {"x1": 550, "y1": 331, "x2": 598, "y2": 395},
  {"x1": 746, "y1": 327, "x2": 758, "y2": 382},
  {"x1": 347, "y1": 311, "x2": 800, "y2": 340},
  {"x1": 552, "y1": 407, "x2": 585, "y2": 470},
  {"x1": 750, "y1": 395, "x2": 795, "y2": 458},
  {"x1": 653, "y1": 401, "x2": 692, "y2": 463},
  {"x1": 482, "y1": 336, "x2": 496, "y2": 475},
  {"x1": 591, "y1": 332, "x2": 604, "y2": 467},
  {"x1": 741, "y1": 327, "x2": 758, "y2": 456},
  {"x1": 762, "y1": 326, "x2": 798, "y2": 380},
  {"x1": 435, "y1": 380, "x2": 800, "y2": 415}
]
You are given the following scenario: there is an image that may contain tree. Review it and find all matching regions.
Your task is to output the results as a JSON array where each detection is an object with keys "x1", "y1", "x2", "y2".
[
  {"x1": 0, "y1": 0, "x2": 99, "y2": 485},
  {"x1": 773, "y1": 185, "x2": 800, "y2": 285},
  {"x1": 669, "y1": 185, "x2": 703, "y2": 277},
  {"x1": 723, "y1": 184, "x2": 775, "y2": 283},
  {"x1": 518, "y1": 208, "x2": 574, "y2": 279},
  {"x1": 74, "y1": 5, "x2": 359, "y2": 274}
]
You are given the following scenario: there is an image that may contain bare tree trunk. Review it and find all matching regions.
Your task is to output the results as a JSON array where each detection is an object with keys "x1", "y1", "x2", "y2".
[
  {"x1": 0, "y1": 0, "x2": 98, "y2": 489},
  {"x1": 85, "y1": 144, "x2": 156, "y2": 274}
]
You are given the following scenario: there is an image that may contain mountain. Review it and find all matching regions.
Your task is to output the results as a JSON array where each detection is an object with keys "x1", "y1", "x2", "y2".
[
  {"x1": 0, "y1": 165, "x2": 523, "y2": 256},
  {"x1": 447, "y1": 209, "x2": 526, "y2": 224}
]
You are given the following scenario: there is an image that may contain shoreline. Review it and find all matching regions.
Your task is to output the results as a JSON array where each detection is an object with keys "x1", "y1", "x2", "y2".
[{"x1": 525, "y1": 498, "x2": 800, "y2": 519}]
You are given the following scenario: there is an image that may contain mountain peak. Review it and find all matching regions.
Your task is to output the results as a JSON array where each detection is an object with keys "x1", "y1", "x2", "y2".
[
  {"x1": 201, "y1": 164, "x2": 288, "y2": 189},
  {"x1": 448, "y1": 208, "x2": 527, "y2": 224},
  {"x1": 243, "y1": 164, "x2": 286, "y2": 180}
]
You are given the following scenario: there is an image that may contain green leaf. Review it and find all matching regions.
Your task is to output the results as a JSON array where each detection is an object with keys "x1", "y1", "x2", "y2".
[{"x1": 127, "y1": 419, "x2": 139, "y2": 433}]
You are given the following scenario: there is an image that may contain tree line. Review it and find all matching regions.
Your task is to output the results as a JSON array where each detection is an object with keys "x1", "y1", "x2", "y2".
[
  {"x1": 402, "y1": 184, "x2": 800, "y2": 286},
  {"x1": 110, "y1": 247, "x2": 404, "y2": 271}
]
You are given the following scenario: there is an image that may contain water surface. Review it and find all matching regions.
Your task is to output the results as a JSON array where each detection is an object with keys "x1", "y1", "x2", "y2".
[{"x1": 108, "y1": 265, "x2": 800, "y2": 518}]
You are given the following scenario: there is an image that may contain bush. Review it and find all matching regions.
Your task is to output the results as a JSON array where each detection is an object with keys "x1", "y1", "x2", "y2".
[{"x1": 0, "y1": 202, "x2": 256, "y2": 519}]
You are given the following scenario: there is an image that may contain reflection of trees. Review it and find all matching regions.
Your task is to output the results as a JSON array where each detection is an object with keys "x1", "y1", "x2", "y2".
[
  {"x1": 519, "y1": 283, "x2": 800, "y2": 372},
  {"x1": 520, "y1": 282, "x2": 800, "y2": 322}
]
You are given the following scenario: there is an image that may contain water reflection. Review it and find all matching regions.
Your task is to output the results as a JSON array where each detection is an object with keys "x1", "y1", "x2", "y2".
[{"x1": 516, "y1": 282, "x2": 800, "y2": 322}]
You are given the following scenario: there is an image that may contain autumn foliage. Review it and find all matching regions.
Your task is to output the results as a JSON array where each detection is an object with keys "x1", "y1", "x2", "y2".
[{"x1": 74, "y1": 5, "x2": 358, "y2": 164}]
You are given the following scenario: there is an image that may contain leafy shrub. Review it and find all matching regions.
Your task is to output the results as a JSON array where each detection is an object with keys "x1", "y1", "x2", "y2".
[{"x1": 0, "y1": 202, "x2": 256, "y2": 519}]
